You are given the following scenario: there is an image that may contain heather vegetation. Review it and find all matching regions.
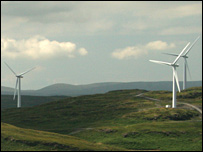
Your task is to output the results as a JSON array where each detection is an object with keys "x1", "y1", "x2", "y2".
[{"x1": 1, "y1": 87, "x2": 202, "y2": 151}]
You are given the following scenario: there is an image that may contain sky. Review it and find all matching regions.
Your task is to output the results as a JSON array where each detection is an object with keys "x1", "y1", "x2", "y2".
[{"x1": 1, "y1": 1, "x2": 202, "y2": 90}]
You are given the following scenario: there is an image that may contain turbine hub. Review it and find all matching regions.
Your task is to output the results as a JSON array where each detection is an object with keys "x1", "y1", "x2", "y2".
[
  {"x1": 17, "y1": 75, "x2": 23, "y2": 78},
  {"x1": 171, "y1": 64, "x2": 179, "y2": 67},
  {"x1": 182, "y1": 55, "x2": 188, "y2": 58}
]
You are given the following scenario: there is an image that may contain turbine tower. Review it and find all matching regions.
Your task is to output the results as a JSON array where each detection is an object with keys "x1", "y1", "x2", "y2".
[
  {"x1": 4, "y1": 62, "x2": 35, "y2": 108},
  {"x1": 163, "y1": 36, "x2": 200, "y2": 90},
  {"x1": 149, "y1": 42, "x2": 190, "y2": 108}
]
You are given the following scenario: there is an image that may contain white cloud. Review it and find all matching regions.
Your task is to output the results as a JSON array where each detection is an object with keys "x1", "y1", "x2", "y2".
[
  {"x1": 78, "y1": 48, "x2": 88, "y2": 56},
  {"x1": 1, "y1": 36, "x2": 88, "y2": 59},
  {"x1": 146, "y1": 41, "x2": 175, "y2": 50},
  {"x1": 112, "y1": 40, "x2": 176, "y2": 59},
  {"x1": 160, "y1": 26, "x2": 202, "y2": 35},
  {"x1": 1, "y1": 2, "x2": 202, "y2": 38},
  {"x1": 160, "y1": 3, "x2": 202, "y2": 19},
  {"x1": 121, "y1": 2, "x2": 202, "y2": 35},
  {"x1": 112, "y1": 46, "x2": 147, "y2": 60},
  {"x1": 132, "y1": 2, "x2": 202, "y2": 19}
]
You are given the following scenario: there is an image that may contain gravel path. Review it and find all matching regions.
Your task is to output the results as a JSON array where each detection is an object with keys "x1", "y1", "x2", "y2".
[{"x1": 136, "y1": 93, "x2": 202, "y2": 114}]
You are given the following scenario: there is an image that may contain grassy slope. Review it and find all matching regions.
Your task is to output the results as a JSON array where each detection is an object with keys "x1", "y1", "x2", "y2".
[
  {"x1": 1, "y1": 89, "x2": 148, "y2": 133},
  {"x1": 73, "y1": 121, "x2": 202, "y2": 151},
  {"x1": 1, "y1": 87, "x2": 202, "y2": 151},
  {"x1": 1, "y1": 123, "x2": 125, "y2": 151},
  {"x1": 144, "y1": 87, "x2": 202, "y2": 107}
]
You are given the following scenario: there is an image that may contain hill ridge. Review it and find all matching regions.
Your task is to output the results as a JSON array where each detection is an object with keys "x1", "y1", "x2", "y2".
[{"x1": 1, "y1": 80, "x2": 202, "y2": 96}]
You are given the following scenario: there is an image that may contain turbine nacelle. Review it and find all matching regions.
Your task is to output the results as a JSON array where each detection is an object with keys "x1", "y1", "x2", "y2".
[
  {"x1": 163, "y1": 36, "x2": 200, "y2": 90},
  {"x1": 171, "y1": 64, "x2": 179, "y2": 67},
  {"x1": 4, "y1": 62, "x2": 36, "y2": 108},
  {"x1": 149, "y1": 59, "x2": 181, "y2": 93},
  {"x1": 162, "y1": 53, "x2": 188, "y2": 58},
  {"x1": 17, "y1": 75, "x2": 23, "y2": 78},
  {"x1": 164, "y1": 36, "x2": 200, "y2": 59},
  {"x1": 149, "y1": 42, "x2": 192, "y2": 108},
  {"x1": 183, "y1": 55, "x2": 189, "y2": 58},
  {"x1": 149, "y1": 60, "x2": 179, "y2": 67}
]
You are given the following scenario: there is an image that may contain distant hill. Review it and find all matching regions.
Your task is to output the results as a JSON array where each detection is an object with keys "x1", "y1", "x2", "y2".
[
  {"x1": 1, "y1": 81, "x2": 202, "y2": 96},
  {"x1": 1, "y1": 86, "x2": 14, "y2": 94}
]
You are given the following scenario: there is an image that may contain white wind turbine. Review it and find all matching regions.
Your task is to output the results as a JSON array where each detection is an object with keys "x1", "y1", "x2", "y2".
[
  {"x1": 149, "y1": 42, "x2": 190, "y2": 108},
  {"x1": 163, "y1": 36, "x2": 200, "y2": 90},
  {"x1": 4, "y1": 62, "x2": 35, "y2": 108}
]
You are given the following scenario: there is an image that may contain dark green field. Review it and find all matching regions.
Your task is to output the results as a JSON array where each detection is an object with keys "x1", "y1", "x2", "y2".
[
  {"x1": 1, "y1": 95, "x2": 68, "y2": 109},
  {"x1": 1, "y1": 87, "x2": 202, "y2": 151}
]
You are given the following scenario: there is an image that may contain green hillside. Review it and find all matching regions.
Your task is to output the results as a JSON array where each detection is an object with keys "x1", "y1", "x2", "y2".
[
  {"x1": 1, "y1": 87, "x2": 202, "y2": 151},
  {"x1": 73, "y1": 121, "x2": 202, "y2": 151},
  {"x1": 144, "y1": 86, "x2": 202, "y2": 107},
  {"x1": 1, "y1": 89, "x2": 149, "y2": 133},
  {"x1": 1, "y1": 123, "x2": 125, "y2": 151}
]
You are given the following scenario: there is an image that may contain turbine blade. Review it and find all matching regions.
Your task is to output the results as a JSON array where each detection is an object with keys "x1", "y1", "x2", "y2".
[
  {"x1": 173, "y1": 42, "x2": 190, "y2": 65},
  {"x1": 4, "y1": 62, "x2": 17, "y2": 76},
  {"x1": 162, "y1": 52, "x2": 179, "y2": 57},
  {"x1": 13, "y1": 78, "x2": 18, "y2": 100},
  {"x1": 185, "y1": 59, "x2": 192, "y2": 80},
  {"x1": 149, "y1": 60, "x2": 172, "y2": 66},
  {"x1": 184, "y1": 36, "x2": 200, "y2": 56},
  {"x1": 173, "y1": 67, "x2": 181, "y2": 92},
  {"x1": 19, "y1": 67, "x2": 36, "y2": 76}
]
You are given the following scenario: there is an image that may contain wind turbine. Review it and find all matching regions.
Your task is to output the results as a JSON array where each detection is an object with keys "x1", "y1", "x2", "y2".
[
  {"x1": 4, "y1": 62, "x2": 35, "y2": 108},
  {"x1": 149, "y1": 42, "x2": 190, "y2": 108},
  {"x1": 163, "y1": 36, "x2": 200, "y2": 90}
]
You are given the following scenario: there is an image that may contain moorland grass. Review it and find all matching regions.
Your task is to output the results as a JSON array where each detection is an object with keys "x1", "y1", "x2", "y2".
[
  {"x1": 1, "y1": 123, "x2": 126, "y2": 151},
  {"x1": 1, "y1": 87, "x2": 202, "y2": 151}
]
